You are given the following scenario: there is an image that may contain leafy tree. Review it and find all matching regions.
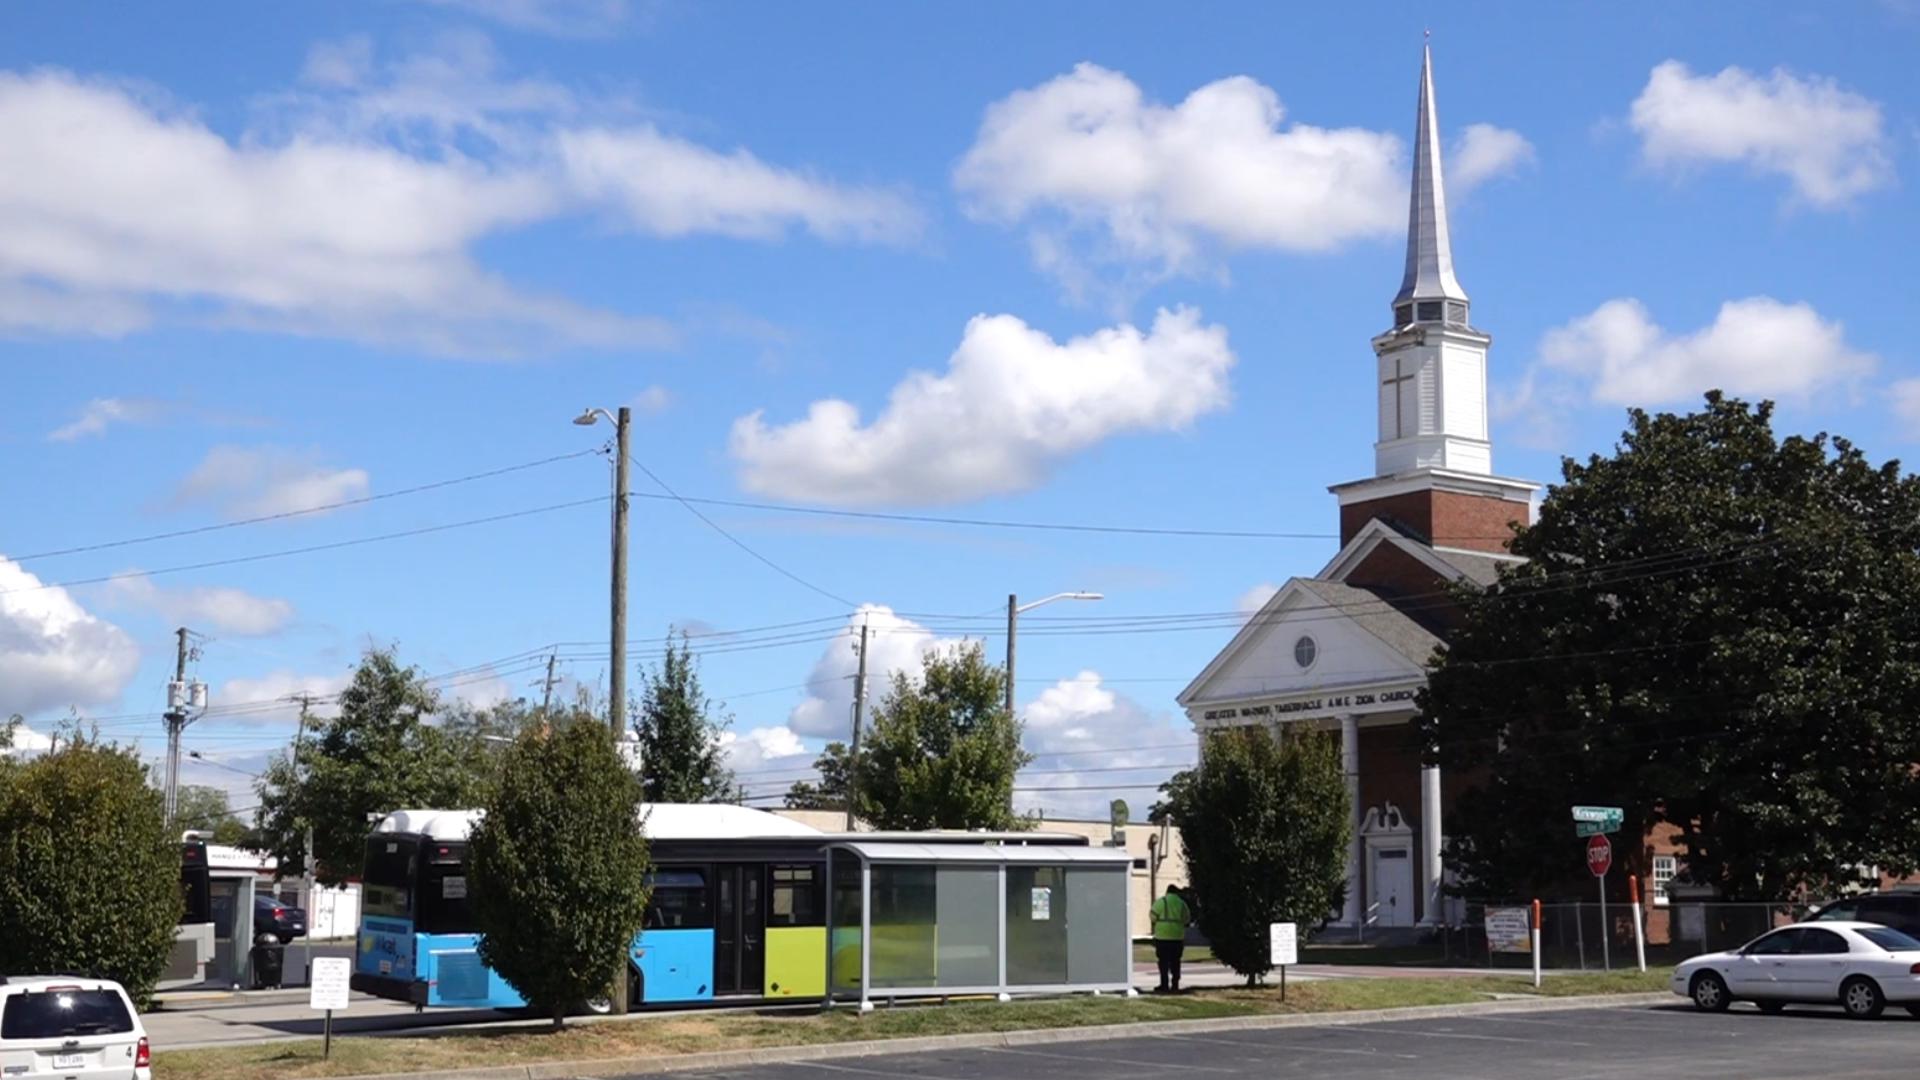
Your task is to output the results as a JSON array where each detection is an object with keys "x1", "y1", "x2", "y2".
[
  {"x1": 784, "y1": 741, "x2": 854, "y2": 811},
  {"x1": 255, "y1": 648, "x2": 494, "y2": 885},
  {"x1": 633, "y1": 633, "x2": 739, "y2": 802},
  {"x1": 1417, "y1": 395, "x2": 1920, "y2": 900},
  {"x1": 852, "y1": 642, "x2": 1033, "y2": 830},
  {"x1": 469, "y1": 714, "x2": 651, "y2": 1029},
  {"x1": 174, "y1": 784, "x2": 249, "y2": 846},
  {"x1": 1158, "y1": 727, "x2": 1349, "y2": 986},
  {"x1": 0, "y1": 738, "x2": 181, "y2": 1006}
]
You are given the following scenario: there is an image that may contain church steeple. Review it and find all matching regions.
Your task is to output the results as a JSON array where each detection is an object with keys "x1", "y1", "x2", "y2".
[{"x1": 1391, "y1": 43, "x2": 1469, "y2": 329}]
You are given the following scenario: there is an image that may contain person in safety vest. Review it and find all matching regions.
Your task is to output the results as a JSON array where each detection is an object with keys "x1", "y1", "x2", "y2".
[{"x1": 1149, "y1": 884, "x2": 1192, "y2": 992}]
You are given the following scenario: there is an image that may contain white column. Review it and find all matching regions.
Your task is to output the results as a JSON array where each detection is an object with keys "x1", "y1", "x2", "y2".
[
  {"x1": 1341, "y1": 715, "x2": 1362, "y2": 927},
  {"x1": 1420, "y1": 763, "x2": 1443, "y2": 926}
]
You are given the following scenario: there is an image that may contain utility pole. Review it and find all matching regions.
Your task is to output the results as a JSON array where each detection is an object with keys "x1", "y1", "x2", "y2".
[
  {"x1": 540, "y1": 651, "x2": 558, "y2": 717},
  {"x1": 162, "y1": 627, "x2": 205, "y2": 828},
  {"x1": 844, "y1": 618, "x2": 869, "y2": 832},
  {"x1": 1004, "y1": 594, "x2": 1018, "y2": 722},
  {"x1": 609, "y1": 406, "x2": 631, "y2": 742}
]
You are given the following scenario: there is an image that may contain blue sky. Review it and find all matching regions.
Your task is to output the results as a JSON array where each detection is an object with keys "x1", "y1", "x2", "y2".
[{"x1": 3, "y1": 1, "x2": 1915, "y2": 820}]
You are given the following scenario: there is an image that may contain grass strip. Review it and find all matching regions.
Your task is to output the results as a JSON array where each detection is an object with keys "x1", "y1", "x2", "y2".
[{"x1": 154, "y1": 968, "x2": 1671, "y2": 1079}]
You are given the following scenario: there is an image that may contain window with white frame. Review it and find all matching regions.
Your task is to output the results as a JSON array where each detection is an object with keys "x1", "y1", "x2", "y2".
[{"x1": 1651, "y1": 855, "x2": 1677, "y2": 907}]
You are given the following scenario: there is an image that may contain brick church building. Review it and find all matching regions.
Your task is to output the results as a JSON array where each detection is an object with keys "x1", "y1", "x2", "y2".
[{"x1": 1177, "y1": 46, "x2": 1539, "y2": 935}]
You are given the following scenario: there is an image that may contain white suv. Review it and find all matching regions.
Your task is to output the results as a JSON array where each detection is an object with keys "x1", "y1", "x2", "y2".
[{"x1": 0, "y1": 977, "x2": 151, "y2": 1079}]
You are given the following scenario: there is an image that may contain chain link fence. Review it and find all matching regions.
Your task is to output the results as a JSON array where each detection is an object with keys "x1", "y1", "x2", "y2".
[{"x1": 1340, "y1": 899, "x2": 1812, "y2": 971}]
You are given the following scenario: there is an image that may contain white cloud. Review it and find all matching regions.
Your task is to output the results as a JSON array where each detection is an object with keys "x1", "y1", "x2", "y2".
[
  {"x1": 955, "y1": 64, "x2": 1405, "y2": 283},
  {"x1": 788, "y1": 606, "x2": 972, "y2": 739},
  {"x1": 103, "y1": 576, "x2": 295, "y2": 637},
  {"x1": 557, "y1": 126, "x2": 922, "y2": 245},
  {"x1": 1236, "y1": 582, "x2": 1278, "y2": 619},
  {"x1": 172, "y1": 446, "x2": 370, "y2": 520},
  {"x1": 1891, "y1": 379, "x2": 1920, "y2": 435},
  {"x1": 407, "y1": 0, "x2": 633, "y2": 37},
  {"x1": 1629, "y1": 60, "x2": 1892, "y2": 207},
  {"x1": 0, "y1": 555, "x2": 142, "y2": 719},
  {"x1": 1017, "y1": 671, "x2": 1194, "y2": 821},
  {"x1": 1449, "y1": 123, "x2": 1535, "y2": 191},
  {"x1": 731, "y1": 307, "x2": 1235, "y2": 506},
  {"x1": 2, "y1": 722, "x2": 54, "y2": 756},
  {"x1": 212, "y1": 670, "x2": 352, "y2": 728},
  {"x1": 632, "y1": 384, "x2": 673, "y2": 415},
  {"x1": 717, "y1": 724, "x2": 808, "y2": 773},
  {"x1": 0, "y1": 47, "x2": 913, "y2": 354},
  {"x1": 1537, "y1": 296, "x2": 1876, "y2": 406},
  {"x1": 48, "y1": 397, "x2": 164, "y2": 442}
]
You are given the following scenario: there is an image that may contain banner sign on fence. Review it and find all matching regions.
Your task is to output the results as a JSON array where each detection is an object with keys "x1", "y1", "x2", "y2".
[{"x1": 1486, "y1": 906, "x2": 1532, "y2": 953}]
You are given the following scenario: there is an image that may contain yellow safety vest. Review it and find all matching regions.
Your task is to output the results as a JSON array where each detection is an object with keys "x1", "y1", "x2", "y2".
[{"x1": 1150, "y1": 893, "x2": 1190, "y2": 941}]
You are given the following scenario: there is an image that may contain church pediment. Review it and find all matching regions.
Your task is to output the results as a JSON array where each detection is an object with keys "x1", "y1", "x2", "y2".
[{"x1": 1177, "y1": 576, "x2": 1441, "y2": 716}]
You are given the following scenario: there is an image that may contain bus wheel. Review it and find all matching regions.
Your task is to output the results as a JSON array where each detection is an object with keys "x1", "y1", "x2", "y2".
[{"x1": 580, "y1": 996, "x2": 614, "y2": 1015}]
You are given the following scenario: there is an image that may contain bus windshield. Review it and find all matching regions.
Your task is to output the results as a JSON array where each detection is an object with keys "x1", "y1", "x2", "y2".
[{"x1": 362, "y1": 835, "x2": 418, "y2": 920}]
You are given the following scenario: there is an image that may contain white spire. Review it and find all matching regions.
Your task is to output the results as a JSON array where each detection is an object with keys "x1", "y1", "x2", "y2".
[{"x1": 1392, "y1": 42, "x2": 1468, "y2": 321}]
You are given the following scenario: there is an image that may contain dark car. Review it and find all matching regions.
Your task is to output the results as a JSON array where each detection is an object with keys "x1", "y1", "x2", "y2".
[
  {"x1": 254, "y1": 893, "x2": 307, "y2": 940},
  {"x1": 1808, "y1": 891, "x2": 1920, "y2": 937}
]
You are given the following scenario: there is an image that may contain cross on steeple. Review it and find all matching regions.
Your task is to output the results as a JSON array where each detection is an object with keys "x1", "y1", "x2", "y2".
[{"x1": 1382, "y1": 357, "x2": 1415, "y2": 439}]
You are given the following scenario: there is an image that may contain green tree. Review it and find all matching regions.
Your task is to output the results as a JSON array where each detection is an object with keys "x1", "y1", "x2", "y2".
[
  {"x1": 0, "y1": 738, "x2": 182, "y2": 1005},
  {"x1": 633, "y1": 633, "x2": 739, "y2": 803},
  {"x1": 1417, "y1": 395, "x2": 1920, "y2": 900},
  {"x1": 1158, "y1": 727, "x2": 1350, "y2": 985},
  {"x1": 174, "y1": 784, "x2": 249, "y2": 846},
  {"x1": 852, "y1": 642, "x2": 1033, "y2": 830},
  {"x1": 784, "y1": 741, "x2": 854, "y2": 811},
  {"x1": 255, "y1": 648, "x2": 494, "y2": 885},
  {"x1": 469, "y1": 715, "x2": 651, "y2": 1029}
]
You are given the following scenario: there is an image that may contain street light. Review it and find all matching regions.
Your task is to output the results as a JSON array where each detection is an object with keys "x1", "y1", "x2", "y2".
[
  {"x1": 1005, "y1": 591, "x2": 1103, "y2": 720},
  {"x1": 574, "y1": 405, "x2": 632, "y2": 741}
]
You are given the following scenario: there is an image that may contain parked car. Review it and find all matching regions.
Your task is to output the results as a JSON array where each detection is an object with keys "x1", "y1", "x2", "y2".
[
  {"x1": 0, "y1": 976, "x2": 151, "y2": 1079},
  {"x1": 254, "y1": 893, "x2": 307, "y2": 939},
  {"x1": 1672, "y1": 920, "x2": 1920, "y2": 1018},
  {"x1": 1808, "y1": 891, "x2": 1920, "y2": 937}
]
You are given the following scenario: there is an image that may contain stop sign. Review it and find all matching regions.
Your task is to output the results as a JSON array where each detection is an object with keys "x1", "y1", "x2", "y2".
[{"x1": 1586, "y1": 834, "x2": 1612, "y2": 878}]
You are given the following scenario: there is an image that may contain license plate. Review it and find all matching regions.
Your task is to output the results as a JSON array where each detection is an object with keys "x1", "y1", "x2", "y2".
[{"x1": 52, "y1": 1053, "x2": 86, "y2": 1068}]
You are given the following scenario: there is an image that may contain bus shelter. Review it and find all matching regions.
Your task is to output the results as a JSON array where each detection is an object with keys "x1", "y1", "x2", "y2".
[{"x1": 823, "y1": 841, "x2": 1135, "y2": 1009}]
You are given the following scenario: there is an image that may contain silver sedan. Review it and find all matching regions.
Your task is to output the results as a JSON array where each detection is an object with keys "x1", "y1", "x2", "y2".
[{"x1": 1673, "y1": 920, "x2": 1920, "y2": 1018}]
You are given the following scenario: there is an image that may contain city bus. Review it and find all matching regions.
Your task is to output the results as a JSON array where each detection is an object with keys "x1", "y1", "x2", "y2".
[{"x1": 350, "y1": 805, "x2": 836, "y2": 1011}]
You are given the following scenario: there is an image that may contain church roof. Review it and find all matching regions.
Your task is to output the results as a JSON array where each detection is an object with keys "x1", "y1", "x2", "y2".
[
  {"x1": 1392, "y1": 43, "x2": 1468, "y2": 309},
  {"x1": 1292, "y1": 577, "x2": 1444, "y2": 669},
  {"x1": 1425, "y1": 546, "x2": 1513, "y2": 587}
]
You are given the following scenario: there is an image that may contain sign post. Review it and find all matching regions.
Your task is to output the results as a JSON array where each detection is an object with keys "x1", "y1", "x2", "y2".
[
  {"x1": 1530, "y1": 899, "x2": 1542, "y2": 989},
  {"x1": 1586, "y1": 834, "x2": 1612, "y2": 971},
  {"x1": 309, "y1": 956, "x2": 351, "y2": 1059},
  {"x1": 1268, "y1": 922, "x2": 1297, "y2": 1002},
  {"x1": 1628, "y1": 874, "x2": 1648, "y2": 973}
]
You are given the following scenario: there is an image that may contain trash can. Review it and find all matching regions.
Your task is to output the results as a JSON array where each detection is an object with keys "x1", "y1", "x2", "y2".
[{"x1": 249, "y1": 933, "x2": 284, "y2": 990}]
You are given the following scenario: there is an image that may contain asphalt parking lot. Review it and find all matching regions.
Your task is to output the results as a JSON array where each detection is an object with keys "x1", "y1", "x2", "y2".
[{"x1": 627, "y1": 1003, "x2": 1920, "y2": 1080}]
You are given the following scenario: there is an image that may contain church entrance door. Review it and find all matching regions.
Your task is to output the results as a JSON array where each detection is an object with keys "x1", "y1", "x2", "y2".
[{"x1": 1371, "y1": 847, "x2": 1414, "y2": 928}]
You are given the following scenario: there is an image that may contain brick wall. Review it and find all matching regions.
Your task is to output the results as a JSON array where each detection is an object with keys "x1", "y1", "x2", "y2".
[
  {"x1": 1341, "y1": 542, "x2": 1469, "y2": 636},
  {"x1": 1340, "y1": 488, "x2": 1529, "y2": 553}
]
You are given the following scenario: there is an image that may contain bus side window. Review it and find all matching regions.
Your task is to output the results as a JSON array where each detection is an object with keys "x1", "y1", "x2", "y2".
[
  {"x1": 645, "y1": 869, "x2": 711, "y2": 929},
  {"x1": 768, "y1": 865, "x2": 822, "y2": 927}
]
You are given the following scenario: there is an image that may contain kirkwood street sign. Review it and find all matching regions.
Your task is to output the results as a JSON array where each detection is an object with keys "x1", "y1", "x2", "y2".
[{"x1": 1571, "y1": 805, "x2": 1622, "y2": 837}]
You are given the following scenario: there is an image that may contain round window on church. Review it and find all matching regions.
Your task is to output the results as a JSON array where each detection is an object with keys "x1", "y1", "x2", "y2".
[{"x1": 1293, "y1": 635, "x2": 1318, "y2": 670}]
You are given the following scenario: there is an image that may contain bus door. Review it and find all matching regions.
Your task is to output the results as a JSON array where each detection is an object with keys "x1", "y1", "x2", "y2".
[{"x1": 713, "y1": 863, "x2": 765, "y2": 995}]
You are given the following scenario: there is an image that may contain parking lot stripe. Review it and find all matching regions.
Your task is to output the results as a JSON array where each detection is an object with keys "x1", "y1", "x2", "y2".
[
  {"x1": 1374, "y1": 1025, "x2": 1589, "y2": 1045},
  {"x1": 1160, "y1": 1032, "x2": 1420, "y2": 1060},
  {"x1": 986, "y1": 1045, "x2": 1240, "y2": 1073}
]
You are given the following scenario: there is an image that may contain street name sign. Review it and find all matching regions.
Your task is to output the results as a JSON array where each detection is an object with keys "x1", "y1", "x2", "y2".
[{"x1": 1571, "y1": 806, "x2": 1623, "y2": 824}]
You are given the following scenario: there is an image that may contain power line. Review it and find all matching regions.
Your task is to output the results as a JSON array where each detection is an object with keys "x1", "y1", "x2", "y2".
[
  {"x1": 0, "y1": 496, "x2": 610, "y2": 598},
  {"x1": 627, "y1": 454, "x2": 855, "y2": 607},
  {"x1": 9, "y1": 449, "x2": 600, "y2": 563}
]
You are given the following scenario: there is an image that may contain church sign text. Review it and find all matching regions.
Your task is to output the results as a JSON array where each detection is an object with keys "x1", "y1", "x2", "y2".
[{"x1": 1202, "y1": 688, "x2": 1415, "y2": 722}]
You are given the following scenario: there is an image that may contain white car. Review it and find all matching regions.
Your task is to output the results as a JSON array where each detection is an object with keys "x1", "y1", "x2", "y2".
[
  {"x1": 0, "y1": 976, "x2": 151, "y2": 1079},
  {"x1": 1672, "y1": 920, "x2": 1920, "y2": 1019}
]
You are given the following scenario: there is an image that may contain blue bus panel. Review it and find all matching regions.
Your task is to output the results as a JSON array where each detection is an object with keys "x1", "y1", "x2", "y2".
[
  {"x1": 631, "y1": 929, "x2": 713, "y2": 1003},
  {"x1": 417, "y1": 932, "x2": 526, "y2": 1008},
  {"x1": 357, "y1": 916, "x2": 417, "y2": 983}
]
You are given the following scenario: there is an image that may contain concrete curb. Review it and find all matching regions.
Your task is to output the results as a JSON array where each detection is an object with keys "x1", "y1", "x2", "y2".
[{"x1": 316, "y1": 991, "x2": 1674, "y2": 1080}]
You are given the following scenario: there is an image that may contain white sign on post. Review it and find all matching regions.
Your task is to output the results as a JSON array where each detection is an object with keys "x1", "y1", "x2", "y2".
[
  {"x1": 1485, "y1": 907, "x2": 1531, "y2": 954},
  {"x1": 1268, "y1": 922, "x2": 1298, "y2": 967},
  {"x1": 310, "y1": 957, "x2": 351, "y2": 1011}
]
